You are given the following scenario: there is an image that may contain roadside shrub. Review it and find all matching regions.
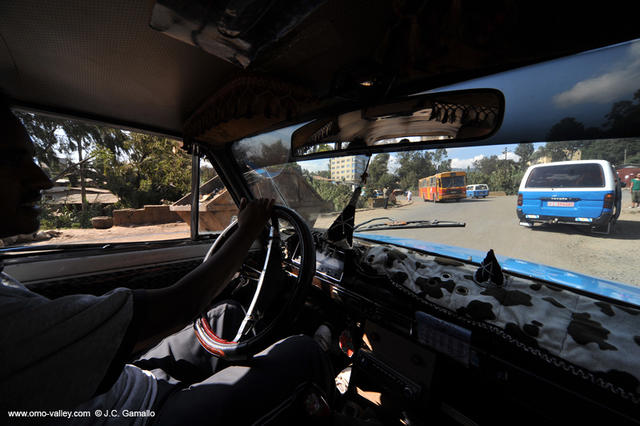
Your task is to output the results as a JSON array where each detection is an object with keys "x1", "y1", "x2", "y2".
[
  {"x1": 39, "y1": 203, "x2": 75, "y2": 229},
  {"x1": 39, "y1": 202, "x2": 109, "y2": 229}
]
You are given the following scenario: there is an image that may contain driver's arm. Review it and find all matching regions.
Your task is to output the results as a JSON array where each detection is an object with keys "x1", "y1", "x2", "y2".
[{"x1": 128, "y1": 198, "x2": 274, "y2": 353}]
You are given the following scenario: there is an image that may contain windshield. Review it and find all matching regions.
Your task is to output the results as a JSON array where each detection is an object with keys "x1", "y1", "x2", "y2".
[
  {"x1": 441, "y1": 176, "x2": 465, "y2": 188},
  {"x1": 232, "y1": 39, "x2": 640, "y2": 289}
]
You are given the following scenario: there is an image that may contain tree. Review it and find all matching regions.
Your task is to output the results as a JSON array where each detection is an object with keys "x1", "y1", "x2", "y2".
[
  {"x1": 580, "y1": 139, "x2": 640, "y2": 164},
  {"x1": 396, "y1": 151, "x2": 435, "y2": 190},
  {"x1": 432, "y1": 149, "x2": 452, "y2": 173},
  {"x1": 391, "y1": 149, "x2": 452, "y2": 191},
  {"x1": 234, "y1": 139, "x2": 289, "y2": 169},
  {"x1": 604, "y1": 98, "x2": 640, "y2": 138},
  {"x1": 15, "y1": 112, "x2": 61, "y2": 174},
  {"x1": 17, "y1": 112, "x2": 192, "y2": 226},
  {"x1": 547, "y1": 117, "x2": 586, "y2": 141},
  {"x1": 470, "y1": 155, "x2": 521, "y2": 194},
  {"x1": 60, "y1": 121, "x2": 103, "y2": 224},
  {"x1": 533, "y1": 141, "x2": 580, "y2": 162},
  {"x1": 473, "y1": 155, "x2": 501, "y2": 175},
  {"x1": 627, "y1": 151, "x2": 640, "y2": 164},
  {"x1": 514, "y1": 143, "x2": 534, "y2": 168},
  {"x1": 92, "y1": 134, "x2": 191, "y2": 208},
  {"x1": 487, "y1": 160, "x2": 521, "y2": 195},
  {"x1": 368, "y1": 153, "x2": 390, "y2": 181},
  {"x1": 543, "y1": 89, "x2": 640, "y2": 165},
  {"x1": 15, "y1": 112, "x2": 131, "y2": 226},
  {"x1": 367, "y1": 153, "x2": 396, "y2": 191}
]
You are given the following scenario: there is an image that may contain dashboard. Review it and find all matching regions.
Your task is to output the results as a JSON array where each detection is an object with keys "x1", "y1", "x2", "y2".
[
  {"x1": 292, "y1": 236, "x2": 640, "y2": 425},
  {"x1": 273, "y1": 227, "x2": 640, "y2": 424}
]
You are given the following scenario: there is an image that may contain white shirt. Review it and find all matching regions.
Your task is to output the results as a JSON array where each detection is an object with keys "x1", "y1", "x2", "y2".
[{"x1": 72, "y1": 365, "x2": 157, "y2": 426}]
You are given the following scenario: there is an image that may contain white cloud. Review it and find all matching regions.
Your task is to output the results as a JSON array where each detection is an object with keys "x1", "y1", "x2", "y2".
[
  {"x1": 553, "y1": 42, "x2": 640, "y2": 108},
  {"x1": 506, "y1": 151, "x2": 520, "y2": 162},
  {"x1": 451, "y1": 154, "x2": 485, "y2": 169},
  {"x1": 450, "y1": 152, "x2": 520, "y2": 169}
]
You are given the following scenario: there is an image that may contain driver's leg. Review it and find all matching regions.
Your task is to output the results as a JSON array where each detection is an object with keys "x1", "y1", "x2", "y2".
[
  {"x1": 153, "y1": 335, "x2": 333, "y2": 425},
  {"x1": 133, "y1": 301, "x2": 244, "y2": 384}
]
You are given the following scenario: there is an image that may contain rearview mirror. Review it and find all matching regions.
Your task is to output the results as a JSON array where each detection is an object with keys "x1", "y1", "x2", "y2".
[{"x1": 290, "y1": 89, "x2": 504, "y2": 160}]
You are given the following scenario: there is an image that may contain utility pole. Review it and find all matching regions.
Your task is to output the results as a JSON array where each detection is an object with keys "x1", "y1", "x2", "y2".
[{"x1": 502, "y1": 147, "x2": 509, "y2": 160}]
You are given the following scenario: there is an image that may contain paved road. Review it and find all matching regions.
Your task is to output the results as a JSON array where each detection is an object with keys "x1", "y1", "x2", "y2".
[{"x1": 348, "y1": 192, "x2": 640, "y2": 287}]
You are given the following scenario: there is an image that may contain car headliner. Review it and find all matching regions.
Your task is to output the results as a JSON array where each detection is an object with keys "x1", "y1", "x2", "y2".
[{"x1": 2, "y1": 1, "x2": 640, "y2": 144}]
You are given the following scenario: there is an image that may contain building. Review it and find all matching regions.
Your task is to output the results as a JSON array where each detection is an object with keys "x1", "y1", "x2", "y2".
[
  {"x1": 43, "y1": 186, "x2": 119, "y2": 206},
  {"x1": 532, "y1": 149, "x2": 581, "y2": 165},
  {"x1": 329, "y1": 155, "x2": 368, "y2": 182},
  {"x1": 616, "y1": 165, "x2": 640, "y2": 186}
]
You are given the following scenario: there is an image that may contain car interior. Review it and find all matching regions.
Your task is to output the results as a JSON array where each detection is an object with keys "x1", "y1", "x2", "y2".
[{"x1": 2, "y1": 1, "x2": 640, "y2": 424}]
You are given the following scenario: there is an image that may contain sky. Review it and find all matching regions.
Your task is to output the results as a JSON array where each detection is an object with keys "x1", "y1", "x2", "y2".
[{"x1": 299, "y1": 144, "x2": 533, "y2": 174}]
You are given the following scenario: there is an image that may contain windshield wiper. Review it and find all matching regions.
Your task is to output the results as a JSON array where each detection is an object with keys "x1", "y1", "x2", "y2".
[{"x1": 354, "y1": 217, "x2": 465, "y2": 232}]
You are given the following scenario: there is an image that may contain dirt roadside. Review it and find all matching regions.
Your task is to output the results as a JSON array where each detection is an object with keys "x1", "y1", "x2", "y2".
[{"x1": 21, "y1": 222, "x2": 191, "y2": 245}]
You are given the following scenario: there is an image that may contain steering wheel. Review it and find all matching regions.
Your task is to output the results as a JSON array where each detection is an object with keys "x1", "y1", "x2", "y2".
[{"x1": 193, "y1": 205, "x2": 316, "y2": 361}]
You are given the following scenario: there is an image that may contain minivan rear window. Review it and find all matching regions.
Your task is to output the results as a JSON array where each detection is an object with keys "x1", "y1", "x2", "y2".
[{"x1": 525, "y1": 163, "x2": 604, "y2": 188}]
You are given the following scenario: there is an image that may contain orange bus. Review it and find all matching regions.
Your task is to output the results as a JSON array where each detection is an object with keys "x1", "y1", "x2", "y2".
[{"x1": 418, "y1": 171, "x2": 466, "y2": 202}]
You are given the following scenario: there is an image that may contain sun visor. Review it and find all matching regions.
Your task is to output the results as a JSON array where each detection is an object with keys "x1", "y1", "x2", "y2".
[{"x1": 183, "y1": 76, "x2": 324, "y2": 147}]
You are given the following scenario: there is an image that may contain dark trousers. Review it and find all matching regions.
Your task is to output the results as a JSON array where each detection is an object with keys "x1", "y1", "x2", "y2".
[{"x1": 134, "y1": 302, "x2": 332, "y2": 425}]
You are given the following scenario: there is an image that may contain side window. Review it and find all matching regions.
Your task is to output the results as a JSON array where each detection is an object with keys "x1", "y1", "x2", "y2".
[
  {"x1": 4, "y1": 112, "x2": 227, "y2": 247},
  {"x1": 197, "y1": 157, "x2": 235, "y2": 234}
]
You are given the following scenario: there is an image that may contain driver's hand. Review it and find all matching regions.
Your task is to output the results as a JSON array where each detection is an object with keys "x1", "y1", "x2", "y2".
[{"x1": 237, "y1": 198, "x2": 275, "y2": 241}]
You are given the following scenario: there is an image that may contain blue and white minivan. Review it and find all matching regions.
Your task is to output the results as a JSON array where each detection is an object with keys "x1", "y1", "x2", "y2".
[
  {"x1": 466, "y1": 184, "x2": 489, "y2": 198},
  {"x1": 516, "y1": 160, "x2": 622, "y2": 234}
]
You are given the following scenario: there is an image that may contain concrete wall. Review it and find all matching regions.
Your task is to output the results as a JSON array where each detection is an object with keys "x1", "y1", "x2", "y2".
[
  {"x1": 368, "y1": 197, "x2": 387, "y2": 208},
  {"x1": 170, "y1": 190, "x2": 236, "y2": 232},
  {"x1": 112, "y1": 205, "x2": 182, "y2": 226}
]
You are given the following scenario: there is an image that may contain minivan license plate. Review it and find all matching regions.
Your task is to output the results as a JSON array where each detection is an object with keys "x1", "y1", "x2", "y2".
[{"x1": 547, "y1": 201, "x2": 574, "y2": 207}]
